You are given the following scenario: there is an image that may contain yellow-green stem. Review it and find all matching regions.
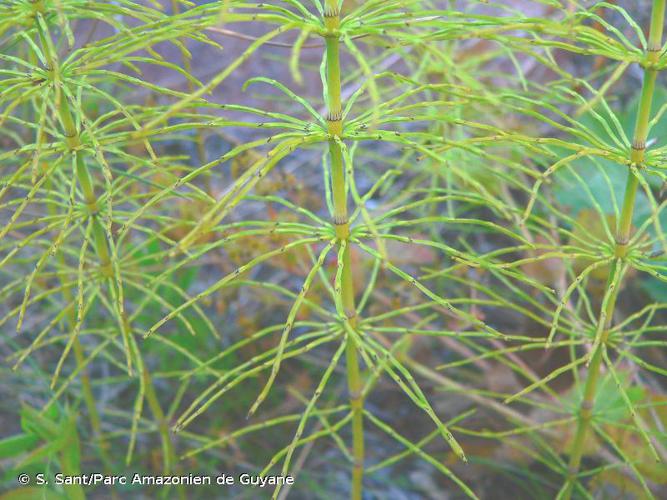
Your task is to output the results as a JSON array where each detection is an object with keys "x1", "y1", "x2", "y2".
[
  {"x1": 46, "y1": 173, "x2": 112, "y2": 473},
  {"x1": 36, "y1": 14, "x2": 112, "y2": 478},
  {"x1": 324, "y1": 2, "x2": 364, "y2": 498},
  {"x1": 36, "y1": 12, "x2": 175, "y2": 475},
  {"x1": 563, "y1": 1, "x2": 664, "y2": 497}
]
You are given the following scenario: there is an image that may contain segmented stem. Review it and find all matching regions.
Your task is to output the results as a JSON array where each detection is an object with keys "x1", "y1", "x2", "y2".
[
  {"x1": 35, "y1": 10, "x2": 175, "y2": 473},
  {"x1": 33, "y1": 13, "x2": 110, "y2": 473},
  {"x1": 324, "y1": 1, "x2": 365, "y2": 498},
  {"x1": 563, "y1": 1, "x2": 665, "y2": 496}
]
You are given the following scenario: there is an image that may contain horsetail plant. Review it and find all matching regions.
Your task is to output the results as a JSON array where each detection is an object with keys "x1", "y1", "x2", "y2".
[
  {"x1": 559, "y1": 1, "x2": 666, "y2": 497},
  {"x1": 322, "y1": 1, "x2": 365, "y2": 495},
  {"x1": 476, "y1": 1, "x2": 667, "y2": 496},
  {"x1": 2, "y1": 1, "x2": 666, "y2": 499},
  {"x1": 141, "y1": 1, "x2": 555, "y2": 499},
  {"x1": 18, "y1": 2, "x2": 180, "y2": 474},
  {"x1": 0, "y1": 0, "x2": 232, "y2": 479}
]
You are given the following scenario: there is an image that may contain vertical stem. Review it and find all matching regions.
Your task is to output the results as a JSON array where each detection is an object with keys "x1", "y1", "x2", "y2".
[
  {"x1": 34, "y1": 14, "x2": 110, "y2": 477},
  {"x1": 46, "y1": 173, "x2": 112, "y2": 473},
  {"x1": 563, "y1": 1, "x2": 664, "y2": 497},
  {"x1": 324, "y1": 1, "x2": 364, "y2": 498},
  {"x1": 36, "y1": 13, "x2": 176, "y2": 475},
  {"x1": 345, "y1": 332, "x2": 364, "y2": 500}
]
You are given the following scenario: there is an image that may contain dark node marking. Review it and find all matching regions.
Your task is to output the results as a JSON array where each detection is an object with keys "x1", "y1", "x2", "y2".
[
  {"x1": 616, "y1": 235, "x2": 629, "y2": 246},
  {"x1": 326, "y1": 110, "x2": 343, "y2": 122},
  {"x1": 333, "y1": 214, "x2": 348, "y2": 225},
  {"x1": 323, "y1": 5, "x2": 339, "y2": 17}
]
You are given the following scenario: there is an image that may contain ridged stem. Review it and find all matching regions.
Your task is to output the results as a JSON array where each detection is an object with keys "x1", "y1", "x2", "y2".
[
  {"x1": 562, "y1": 1, "x2": 665, "y2": 497},
  {"x1": 33, "y1": 15, "x2": 111, "y2": 479},
  {"x1": 36, "y1": 13, "x2": 175, "y2": 474},
  {"x1": 324, "y1": 1, "x2": 364, "y2": 498}
]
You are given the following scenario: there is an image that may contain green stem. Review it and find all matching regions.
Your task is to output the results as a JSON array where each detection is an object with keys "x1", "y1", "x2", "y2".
[
  {"x1": 36, "y1": 12, "x2": 176, "y2": 475},
  {"x1": 324, "y1": 2, "x2": 364, "y2": 498},
  {"x1": 563, "y1": 1, "x2": 664, "y2": 497},
  {"x1": 34, "y1": 15, "x2": 111, "y2": 480},
  {"x1": 45, "y1": 173, "x2": 112, "y2": 474}
]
